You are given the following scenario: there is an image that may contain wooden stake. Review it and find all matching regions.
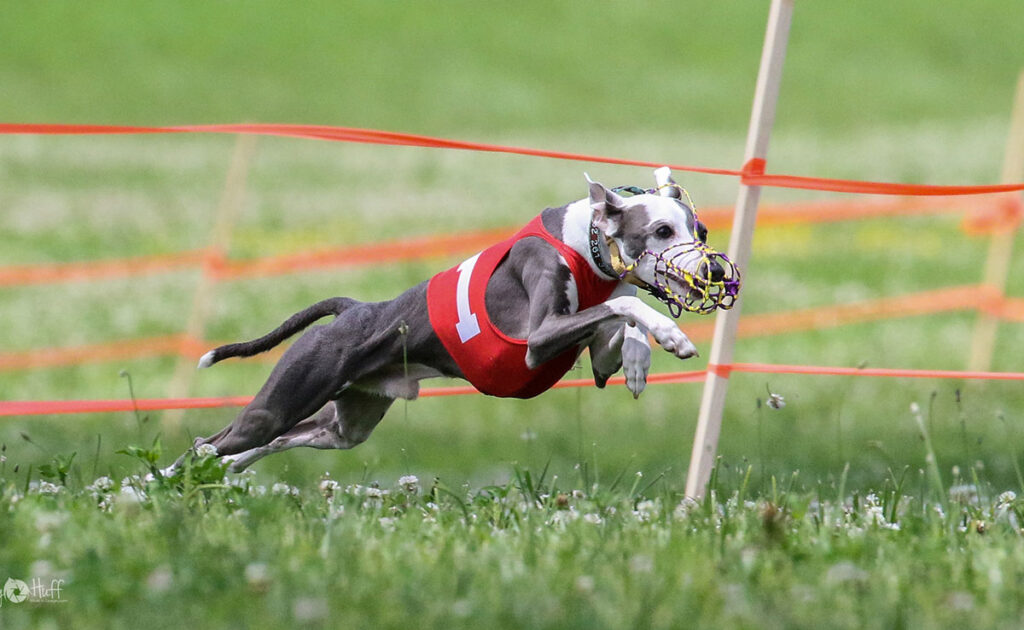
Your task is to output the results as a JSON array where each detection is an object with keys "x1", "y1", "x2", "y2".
[
  {"x1": 165, "y1": 134, "x2": 258, "y2": 429},
  {"x1": 968, "y1": 70, "x2": 1024, "y2": 372},
  {"x1": 685, "y1": 0, "x2": 794, "y2": 499}
]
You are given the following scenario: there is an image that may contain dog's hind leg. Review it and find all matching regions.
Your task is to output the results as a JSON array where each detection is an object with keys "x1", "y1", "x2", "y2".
[
  {"x1": 223, "y1": 390, "x2": 395, "y2": 472},
  {"x1": 199, "y1": 304, "x2": 397, "y2": 458},
  {"x1": 184, "y1": 282, "x2": 443, "y2": 472}
]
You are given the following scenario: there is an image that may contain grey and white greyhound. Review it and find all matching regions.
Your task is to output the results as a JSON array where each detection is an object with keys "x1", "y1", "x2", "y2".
[{"x1": 175, "y1": 167, "x2": 739, "y2": 472}]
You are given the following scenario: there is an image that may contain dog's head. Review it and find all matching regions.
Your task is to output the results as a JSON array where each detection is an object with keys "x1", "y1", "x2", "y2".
[{"x1": 587, "y1": 167, "x2": 740, "y2": 316}]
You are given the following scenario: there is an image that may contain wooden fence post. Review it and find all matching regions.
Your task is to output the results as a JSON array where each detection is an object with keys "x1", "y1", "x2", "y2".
[
  {"x1": 968, "y1": 70, "x2": 1024, "y2": 372},
  {"x1": 165, "y1": 134, "x2": 257, "y2": 429},
  {"x1": 685, "y1": 0, "x2": 794, "y2": 499}
]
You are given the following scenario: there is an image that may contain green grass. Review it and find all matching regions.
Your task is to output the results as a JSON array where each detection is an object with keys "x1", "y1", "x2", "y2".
[
  {"x1": 3, "y1": 125, "x2": 1024, "y2": 629},
  {"x1": 2, "y1": 1, "x2": 1024, "y2": 627},
  {"x1": 1, "y1": 456, "x2": 1023, "y2": 629}
]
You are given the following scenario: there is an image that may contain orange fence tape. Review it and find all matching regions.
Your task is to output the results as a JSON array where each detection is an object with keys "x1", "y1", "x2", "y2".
[
  {"x1": 0, "y1": 250, "x2": 209, "y2": 288},
  {"x1": 1, "y1": 283, "x2": 1016, "y2": 372},
  {"x1": 3, "y1": 362, "x2": 1023, "y2": 418},
  {"x1": 2, "y1": 197, "x2": 1016, "y2": 288},
  {"x1": 683, "y1": 285, "x2": 982, "y2": 342},
  {"x1": 716, "y1": 363, "x2": 1024, "y2": 381},
  {"x1": 0, "y1": 335, "x2": 204, "y2": 371},
  {"x1": 3, "y1": 122, "x2": 1024, "y2": 196},
  {"x1": 212, "y1": 227, "x2": 515, "y2": 280}
]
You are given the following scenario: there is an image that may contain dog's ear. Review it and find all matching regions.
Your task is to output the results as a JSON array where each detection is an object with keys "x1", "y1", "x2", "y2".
[
  {"x1": 585, "y1": 173, "x2": 627, "y2": 232},
  {"x1": 654, "y1": 166, "x2": 681, "y2": 199}
]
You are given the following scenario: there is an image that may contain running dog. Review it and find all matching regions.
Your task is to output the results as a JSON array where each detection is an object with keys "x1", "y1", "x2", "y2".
[{"x1": 176, "y1": 167, "x2": 739, "y2": 472}]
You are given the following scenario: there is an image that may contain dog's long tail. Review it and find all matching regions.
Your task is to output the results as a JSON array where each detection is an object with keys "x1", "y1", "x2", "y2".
[{"x1": 197, "y1": 297, "x2": 356, "y2": 369}]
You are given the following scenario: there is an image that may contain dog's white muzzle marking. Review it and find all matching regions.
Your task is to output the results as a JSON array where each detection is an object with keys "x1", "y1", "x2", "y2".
[{"x1": 455, "y1": 254, "x2": 482, "y2": 343}]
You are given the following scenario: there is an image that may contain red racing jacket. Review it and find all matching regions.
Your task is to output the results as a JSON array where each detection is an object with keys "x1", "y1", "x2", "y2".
[{"x1": 427, "y1": 214, "x2": 619, "y2": 398}]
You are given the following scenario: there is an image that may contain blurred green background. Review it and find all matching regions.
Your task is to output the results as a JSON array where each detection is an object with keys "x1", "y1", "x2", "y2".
[{"x1": 1, "y1": 0, "x2": 1024, "y2": 492}]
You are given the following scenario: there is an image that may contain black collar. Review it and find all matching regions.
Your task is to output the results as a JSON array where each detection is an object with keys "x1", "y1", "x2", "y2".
[{"x1": 588, "y1": 222, "x2": 620, "y2": 280}]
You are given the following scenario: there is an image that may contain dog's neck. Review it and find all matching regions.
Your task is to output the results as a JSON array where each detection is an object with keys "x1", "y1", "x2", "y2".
[{"x1": 560, "y1": 199, "x2": 621, "y2": 281}]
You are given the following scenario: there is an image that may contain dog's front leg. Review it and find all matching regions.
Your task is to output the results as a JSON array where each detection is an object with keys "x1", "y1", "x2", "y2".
[
  {"x1": 589, "y1": 320, "x2": 625, "y2": 386},
  {"x1": 604, "y1": 296, "x2": 698, "y2": 360},
  {"x1": 512, "y1": 242, "x2": 695, "y2": 368},
  {"x1": 621, "y1": 323, "x2": 652, "y2": 398},
  {"x1": 525, "y1": 296, "x2": 695, "y2": 369},
  {"x1": 598, "y1": 285, "x2": 652, "y2": 398},
  {"x1": 589, "y1": 320, "x2": 651, "y2": 398}
]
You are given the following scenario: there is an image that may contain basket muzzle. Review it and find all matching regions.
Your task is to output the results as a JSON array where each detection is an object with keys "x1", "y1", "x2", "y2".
[{"x1": 625, "y1": 241, "x2": 741, "y2": 317}]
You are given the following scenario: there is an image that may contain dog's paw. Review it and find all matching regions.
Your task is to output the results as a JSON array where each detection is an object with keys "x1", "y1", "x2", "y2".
[
  {"x1": 622, "y1": 336, "x2": 651, "y2": 398},
  {"x1": 651, "y1": 322, "x2": 698, "y2": 360}
]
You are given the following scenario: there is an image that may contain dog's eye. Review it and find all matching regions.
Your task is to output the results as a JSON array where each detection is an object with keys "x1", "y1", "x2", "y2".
[
  {"x1": 696, "y1": 221, "x2": 708, "y2": 243},
  {"x1": 655, "y1": 225, "x2": 674, "y2": 240}
]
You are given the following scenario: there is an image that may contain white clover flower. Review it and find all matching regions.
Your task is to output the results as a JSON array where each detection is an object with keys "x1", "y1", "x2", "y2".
[
  {"x1": 195, "y1": 443, "x2": 218, "y2": 458},
  {"x1": 319, "y1": 478, "x2": 340, "y2": 500},
  {"x1": 113, "y1": 486, "x2": 147, "y2": 514},
  {"x1": 949, "y1": 484, "x2": 980, "y2": 506},
  {"x1": 634, "y1": 499, "x2": 659, "y2": 523},
  {"x1": 398, "y1": 475, "x2": 420, "y2": 494},
  {"x1": 583, "y1": 512, "x2": 603, "y2": 525},
  {"x1": 861, "y1": 494, "x2": 887, "y2": 525},
  {"x1": 997, "y1": 490, "x2": 1017, "y2": 509},
  {"x1": 271, "y1": 483, "x2": 299, "y2": 497},
  {"x1": 379, "y1": 517, "x2": 396, "y2": 531},
  {"x1": 364, "y1": 486, "x2": 387, "y2": 500},
  {"x1": 345, "y1": 484, "x2": 364, "y2": 497},
  {"x1": 36, "y1": 481, "x2": 61, "y2": 495},
  {"x1": 548, "y1": 508, "x2": 579, "y2": 526},
  {"x1": 121, "y1": 474, "x2": 146, "y2": 487},
  {"x1": 118, "y1": 485, "x2": 146, "y2": 504},
  {"x1": 87, "y1": 476, "x2": 114, "y2": 494},
  {"x1": 766, "y1": 392, "x2": 786, "y2": 410}
]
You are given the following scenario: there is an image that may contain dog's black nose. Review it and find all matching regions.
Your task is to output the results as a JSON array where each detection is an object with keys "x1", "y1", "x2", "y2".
[{"x1": 701, "y1": 260, "x2": 725, "y2": 283}]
